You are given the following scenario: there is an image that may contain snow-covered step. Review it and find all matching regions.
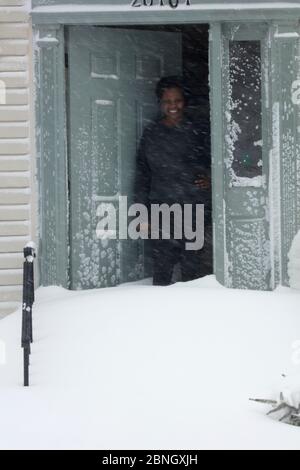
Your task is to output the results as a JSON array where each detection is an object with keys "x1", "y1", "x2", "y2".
[
  {"x1": 0, "y1": 205, "x2": 29, "y2": 221},
  {"x1": 0, "y1": 235, "x2": 29, "y2": 252},
  {"x1": 0, "y1": 157, "x2": 29, "y2": 171},
  {"x1": 0, "y1": 285, "x2": 22, "y2": 302},
  {"x1": 0, "y1": 171, "x2": 30, "y2": 187},
  {"x1": 0, "y1": 221, "x2": 29, "y2": 236},
  {"x1": 0, "y1": 301, "x2": 20, "y2": 318},
  {"x1": 0, "y1": 268, "x2": 23, "y2": 285},
  {"x1": 0, "y1": 139, "x2": 29, "y2": 155},
  {"x1": 0, "y1": 123, "x2": 29, "y2": 138},
  {"x1": 0, "y1": 252, "x2": 23, "y2": 269}
]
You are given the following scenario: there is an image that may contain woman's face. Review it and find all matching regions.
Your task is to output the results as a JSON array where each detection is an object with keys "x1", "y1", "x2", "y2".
[{"x1": 160, "y1": 87, "x2": 185, "y2": 125}]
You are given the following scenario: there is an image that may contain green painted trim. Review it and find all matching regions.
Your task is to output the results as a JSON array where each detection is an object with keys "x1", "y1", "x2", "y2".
[
  {"x1": 261, "y1": 26, "x2": 275, "y2": 289},
  {"x1": 34, "y1": 25, "x2": 69, "y2": 287},
  {"x1": 209, "y1": 22, "x2": 225, "y2": 286},
  {"x1": 274, "y1": 22, "x2": 300, "y2": 286},
  {"x1": 31, "y1": 0, "x2": 300, "y2": 6},
  {"x1": 261, "y1": 28, "x2": 273, "y2": 289},
  {"x1": 223, "y1": 22, "x2": 268, "y2": 40},
  {"x1": 33, "y1": 13, "x2": 300, "y2": 290},
  {"x1": 268, "y1": 22, "x2": 281, "y2": 289},
  {"x1": 31, "y1": 8, "x2": 300, "y2": 26},
  {"x1": 220, "y1": 22, "x2": 273, "y2": 290}
]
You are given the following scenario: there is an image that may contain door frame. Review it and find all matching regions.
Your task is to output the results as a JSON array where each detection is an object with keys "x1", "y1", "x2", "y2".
[
  {"x1": 213, "y1": 23, "x2": 272, "y2": 290},
  {"x1": 32, "y1": 5, "x2": 300, "y2": 289}
]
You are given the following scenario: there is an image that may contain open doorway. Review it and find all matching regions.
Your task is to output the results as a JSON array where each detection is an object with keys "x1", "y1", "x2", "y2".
[{"x1": 66, "y1": 24, "x2": 212, "y2": 289}]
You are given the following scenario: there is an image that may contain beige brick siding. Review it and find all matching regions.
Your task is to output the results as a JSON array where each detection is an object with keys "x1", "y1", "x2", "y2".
[{"x1": 0, "y1": 0, "x2": 35, "y2": 318}]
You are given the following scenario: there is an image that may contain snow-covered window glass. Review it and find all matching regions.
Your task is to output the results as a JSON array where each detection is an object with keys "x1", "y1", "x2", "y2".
[{"x1": 229, "y1": 40, "x2": 262, "y2": 178}]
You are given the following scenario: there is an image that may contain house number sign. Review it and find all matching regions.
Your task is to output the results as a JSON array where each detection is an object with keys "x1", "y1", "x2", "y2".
[{"x1": 131, "y1": 0, "x2": 191, "y2": 8}]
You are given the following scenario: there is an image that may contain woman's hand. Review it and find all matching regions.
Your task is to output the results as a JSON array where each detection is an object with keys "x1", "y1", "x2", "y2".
[{"x1": 194, "y1": 175, "x2": 211, "y2": 189}]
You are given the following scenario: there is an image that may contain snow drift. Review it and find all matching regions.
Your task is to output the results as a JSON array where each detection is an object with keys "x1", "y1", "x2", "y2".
[{"x1": 0, "y1": 276, "x2": 300, "y2": 449}]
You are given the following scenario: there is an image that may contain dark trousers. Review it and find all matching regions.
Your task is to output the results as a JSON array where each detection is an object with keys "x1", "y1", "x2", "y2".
[{"x1": 152, "y1": 222, "x2": 213, "y2": 286}]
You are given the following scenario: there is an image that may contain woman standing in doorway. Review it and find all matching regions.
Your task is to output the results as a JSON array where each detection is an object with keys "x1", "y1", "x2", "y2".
[{"x1": 134, "y1": 76, "x2": 212, "y2": 285}]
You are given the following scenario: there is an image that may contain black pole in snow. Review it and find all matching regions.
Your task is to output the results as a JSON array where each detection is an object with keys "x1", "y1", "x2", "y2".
[{"x1": 21, "y1": 244, "x2": 36, "y2": 387}]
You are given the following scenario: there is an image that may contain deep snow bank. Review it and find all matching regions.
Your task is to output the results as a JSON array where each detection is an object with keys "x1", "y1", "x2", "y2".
[{"x1": 0, "y1": 276, "x2": 300, "y2": 449}]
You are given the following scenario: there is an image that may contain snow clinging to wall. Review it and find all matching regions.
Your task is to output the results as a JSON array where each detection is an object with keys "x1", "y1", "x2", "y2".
[{"x1": 288, "y1": 230, "x2": 300, "y2": 289}]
